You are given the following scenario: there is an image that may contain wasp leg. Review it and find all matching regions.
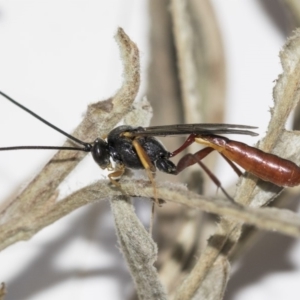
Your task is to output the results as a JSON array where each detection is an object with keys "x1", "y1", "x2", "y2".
[
  {"x1": 176, "y1": 147, "x2": 214, "y2": 173},
  {"x1": 108, "y1": 164, "x2": 125, "y2": 187},
  {"x1": 170, "y1": 134, "x2": 196, "y2": 157},
  {"x1": 220, "y1": 153, "x2": 243, "y2": 177},
  {"x1": 132, "y1": 138, "x2": 160, "y2": 206},
  {"x1": 177, "y1": 147, "x2": 235, "y2": 202}
]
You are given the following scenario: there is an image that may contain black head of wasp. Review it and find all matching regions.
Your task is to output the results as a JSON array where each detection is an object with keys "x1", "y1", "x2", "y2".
[{"x1": 0, "y1": 91, "x2": 260, "y2": 204}]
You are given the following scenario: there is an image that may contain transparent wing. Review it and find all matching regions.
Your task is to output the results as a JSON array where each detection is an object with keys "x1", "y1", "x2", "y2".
[{"x1": 129, "y1": 123, "x2": 258, "y2": 137}]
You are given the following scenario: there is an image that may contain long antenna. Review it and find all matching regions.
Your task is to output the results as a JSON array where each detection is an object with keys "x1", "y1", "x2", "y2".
[
  {"x1": 0, "y1": 91, "x2": 92, "y2": 152},
  {"x1": 0, "y1": 146, "x2": 88, "y2": 151}
]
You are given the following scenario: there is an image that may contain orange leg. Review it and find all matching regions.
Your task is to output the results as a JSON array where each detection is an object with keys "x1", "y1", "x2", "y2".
[
  {"x1": 132, "y1": 139, "x2": 161, "y2": 206},
  {"x1": 108, "y1": 165, "x2": 125, "y2": 187}
]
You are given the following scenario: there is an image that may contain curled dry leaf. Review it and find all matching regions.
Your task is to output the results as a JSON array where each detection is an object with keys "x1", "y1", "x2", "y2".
[
  {"x1": 0, "y1": 27, "x2": 140, "y2": 246},
  {"x1": 0, "y1": 27, "x2": 163, "y2": 300}
]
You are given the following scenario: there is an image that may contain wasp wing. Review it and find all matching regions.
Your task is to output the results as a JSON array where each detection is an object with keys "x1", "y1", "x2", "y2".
[{"x1": 129, "y1": 123, "x2": 258, "y2": 137}]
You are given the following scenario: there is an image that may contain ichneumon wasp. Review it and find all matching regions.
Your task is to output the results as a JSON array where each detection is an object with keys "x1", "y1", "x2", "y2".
[{"x1": 1, "y1": 91, "x2": 299, "y2": 204}]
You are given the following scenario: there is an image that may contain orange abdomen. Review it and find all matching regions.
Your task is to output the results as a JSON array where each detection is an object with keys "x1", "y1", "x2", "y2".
[{"x1": 206, "y1": 136, "x2": 300, "y2": 187}]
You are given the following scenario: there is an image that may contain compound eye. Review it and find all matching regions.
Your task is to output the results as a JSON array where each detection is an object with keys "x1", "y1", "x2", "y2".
[{"x1": 92, "y1": 138, "x2": 110, "y2": 169}]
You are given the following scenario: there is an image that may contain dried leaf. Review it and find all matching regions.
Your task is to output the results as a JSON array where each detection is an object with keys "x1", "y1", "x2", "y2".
[
  {"x1": 0, "y1": 27, "x2": 140, "y2": 246},
  {"x1": 111, "y1": 197, "x2": 167, "y2": 300}
]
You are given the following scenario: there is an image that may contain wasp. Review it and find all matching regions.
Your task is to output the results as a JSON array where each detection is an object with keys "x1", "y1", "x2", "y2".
[{"x1": 1, "y1": 91, "x2": 297, "y2": 204}]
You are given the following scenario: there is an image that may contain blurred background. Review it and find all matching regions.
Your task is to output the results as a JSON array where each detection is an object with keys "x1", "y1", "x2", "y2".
[{"x1": 0, "y1": 1, "x2": 299, "y2": 299}]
